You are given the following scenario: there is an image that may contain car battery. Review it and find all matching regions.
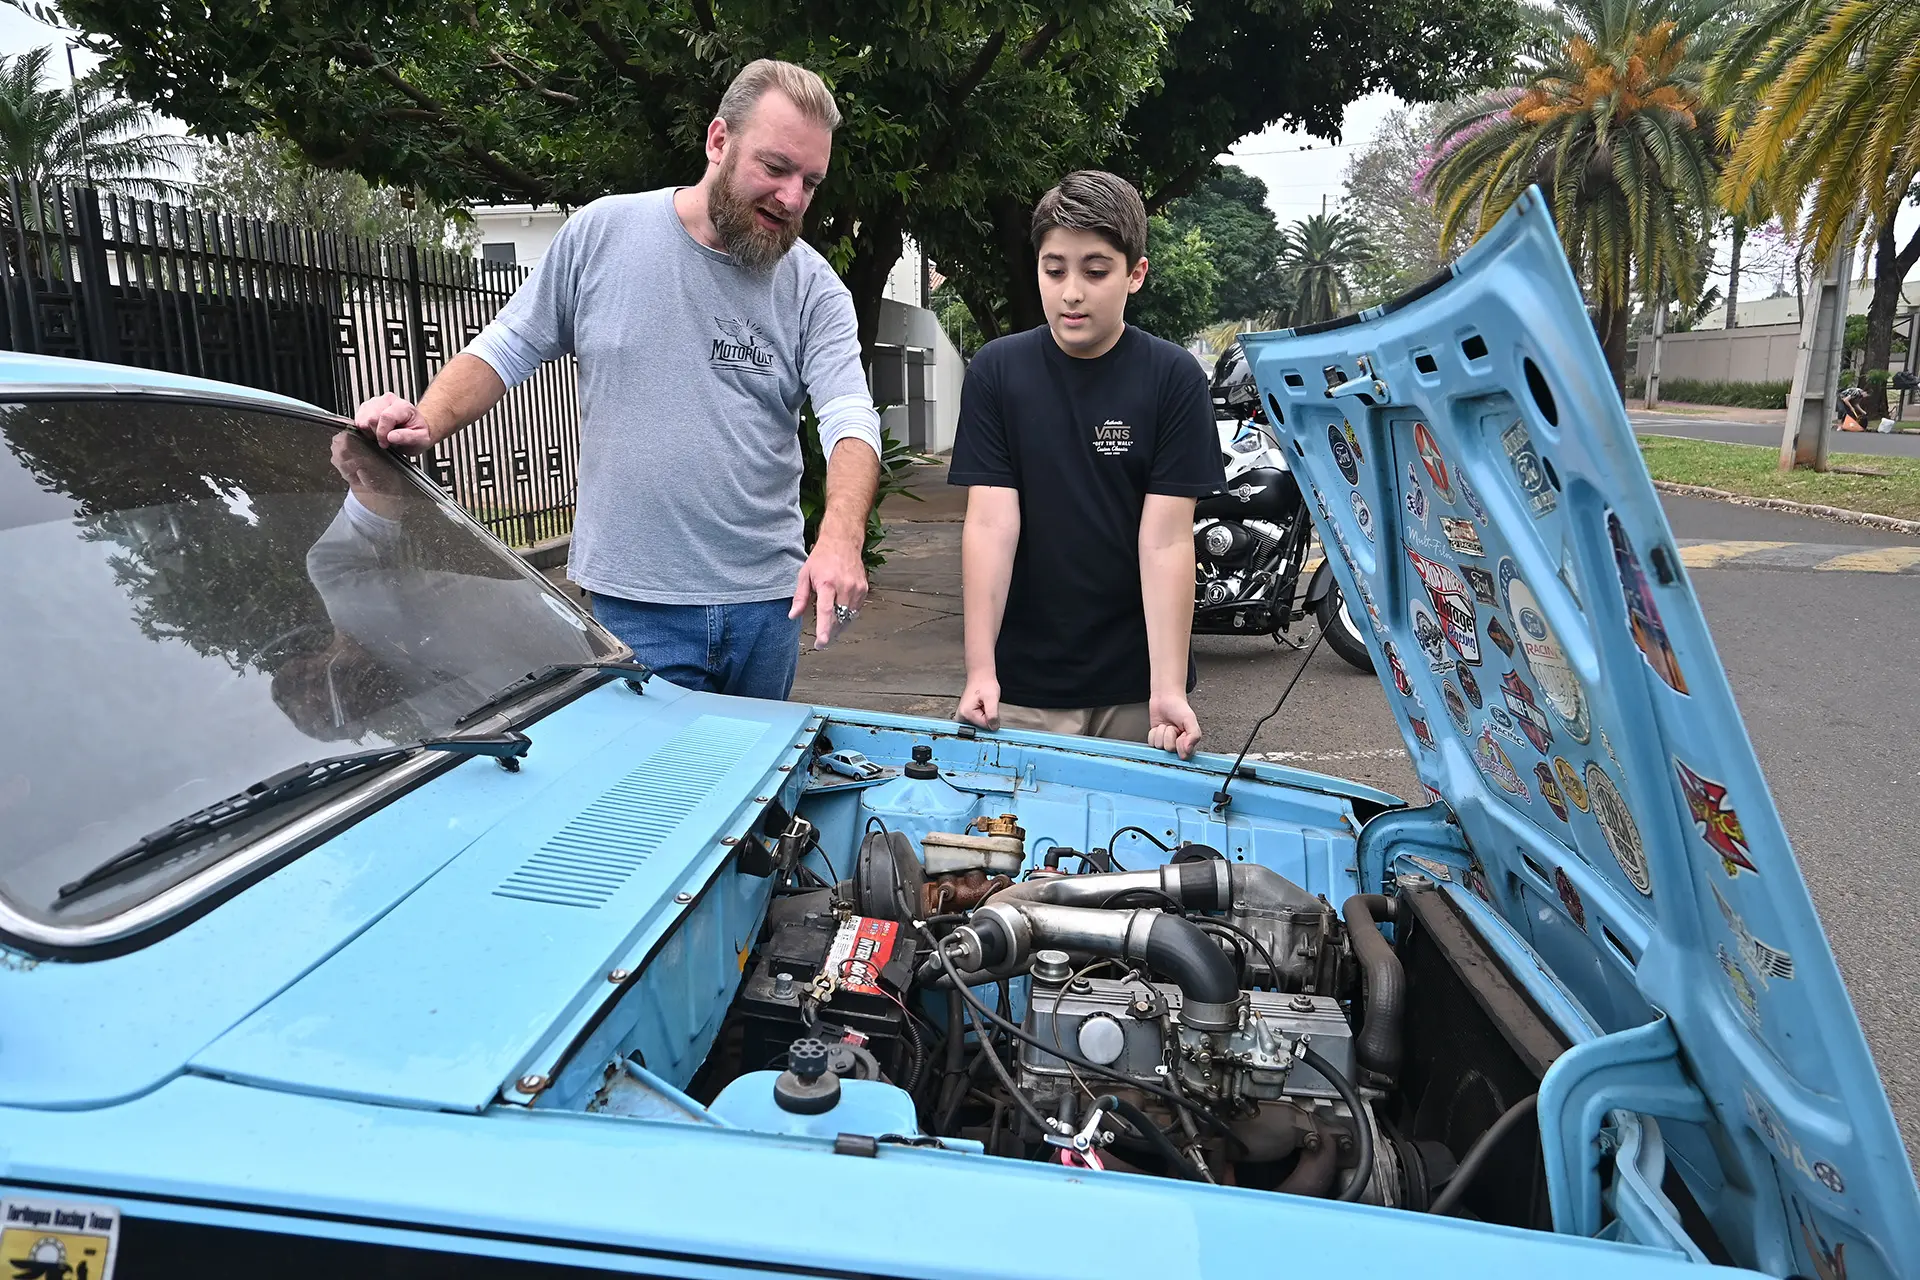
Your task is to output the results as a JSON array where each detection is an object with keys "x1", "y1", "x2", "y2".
[{"x1": 738, "y1": 908, "x2": 918, "y2": 1078}]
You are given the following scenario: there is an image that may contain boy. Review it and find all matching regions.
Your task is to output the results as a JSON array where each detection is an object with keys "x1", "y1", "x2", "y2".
[{"x1": 950, "y1": 170, "x2": 1224, "y2": 758}]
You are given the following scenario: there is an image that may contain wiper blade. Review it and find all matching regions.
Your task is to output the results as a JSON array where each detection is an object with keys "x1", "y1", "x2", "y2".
[
  {"x1": 454, "y1": 660, "x2": 652, "y2": 728},
  {"x1": 55, "y1": 730, "x2": 532, "y2": 905}
]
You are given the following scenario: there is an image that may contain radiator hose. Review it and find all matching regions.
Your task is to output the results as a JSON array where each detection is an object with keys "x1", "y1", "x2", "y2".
[{"x1": 1341, "y1": 893, "x2": 1408, "y2": 1082}]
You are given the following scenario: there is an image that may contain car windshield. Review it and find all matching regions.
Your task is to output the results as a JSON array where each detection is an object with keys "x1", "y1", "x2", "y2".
[{"x1": 0, "y1": 394, "x2": 617, "y2": 927}]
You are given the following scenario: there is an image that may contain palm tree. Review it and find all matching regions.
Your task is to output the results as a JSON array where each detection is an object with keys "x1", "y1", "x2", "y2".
[
  {"x1": 1715, "y1": 0, "x2": 1920, "y2": 417},
  {"x1": 1277, "y1": 213, "x2": 1371, "y2": 326},
  {"x1": 0, "y1": 47, "x2": 188, "y2": 198},
  {"x1": 1422, "y1": 0, "x2": 1726, "y2": 393}
]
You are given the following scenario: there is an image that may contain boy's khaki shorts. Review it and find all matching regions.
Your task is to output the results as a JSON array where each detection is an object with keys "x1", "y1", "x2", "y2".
[{"x1": 996, "y1": 701, "x2": 1150, "y2": 744}]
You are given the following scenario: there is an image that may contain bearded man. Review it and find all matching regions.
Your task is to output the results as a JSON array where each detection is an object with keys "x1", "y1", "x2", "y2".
[{"x1": 355, "y1": 60, "x2": 880, "y2": 698}]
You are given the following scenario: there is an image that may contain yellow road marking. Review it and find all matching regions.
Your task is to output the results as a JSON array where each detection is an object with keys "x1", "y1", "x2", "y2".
[
  {"x1": 1816, "y1": 546, "x2": 1920, "y2": 572},
  {"x1": 1678, "y1": 541, "x2": 1795, "y2": 568}
]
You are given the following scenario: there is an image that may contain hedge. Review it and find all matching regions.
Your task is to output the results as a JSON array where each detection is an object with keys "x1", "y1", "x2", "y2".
[{"x1": 1627, "y1": 377, "x2": 1791, "y2": 409}]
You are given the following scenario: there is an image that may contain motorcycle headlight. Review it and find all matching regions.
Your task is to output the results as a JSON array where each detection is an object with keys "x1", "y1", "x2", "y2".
[{"x1": 1230, "y1": 432, "x2": 1267, "y2": 455}]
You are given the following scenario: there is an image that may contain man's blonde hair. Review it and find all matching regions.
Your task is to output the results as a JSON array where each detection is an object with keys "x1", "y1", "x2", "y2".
[{"x1": 717, "y1": 59, "x2": 841, "y2": 132}]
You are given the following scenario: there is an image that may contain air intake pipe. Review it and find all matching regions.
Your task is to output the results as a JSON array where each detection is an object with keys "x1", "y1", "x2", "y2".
[
  {"x1": 942, "y1": 900, "x2": 1241, "y2": 1031},
  {"x1": 988, "y1": 858, "x2": 1321, "y2": 915}
]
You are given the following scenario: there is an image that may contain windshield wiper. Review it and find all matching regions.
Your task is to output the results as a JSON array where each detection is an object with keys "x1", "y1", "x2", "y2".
[
  {"x1": 55, "y1": 730, "x2": 532, "y2": 905},
  {"x1": 454, "y1": 660, "x2": 652, "y2": 728}
]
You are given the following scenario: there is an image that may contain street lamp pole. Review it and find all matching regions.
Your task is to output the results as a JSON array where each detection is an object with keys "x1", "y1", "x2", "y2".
[{"x1": 64, "y1": 40, "x2": 92, "y2": 189}]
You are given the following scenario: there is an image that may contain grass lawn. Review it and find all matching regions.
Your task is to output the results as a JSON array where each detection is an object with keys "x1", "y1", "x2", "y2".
[{"x1": 1638, "y1": 434, "x2": 1920, "y2": 522}]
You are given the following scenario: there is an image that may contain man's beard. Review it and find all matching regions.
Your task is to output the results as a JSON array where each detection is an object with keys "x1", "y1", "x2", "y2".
[{"x1": 710, "y1": 156, "x2": 800, "y2": 272}]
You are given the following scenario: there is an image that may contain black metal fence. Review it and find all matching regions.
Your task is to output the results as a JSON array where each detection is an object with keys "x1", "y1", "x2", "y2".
[{"x1": 0, "y1": 182, "x2": 579, "y2": 547}]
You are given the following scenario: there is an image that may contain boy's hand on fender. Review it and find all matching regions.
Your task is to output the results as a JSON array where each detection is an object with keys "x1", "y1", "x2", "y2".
[
  {"x1": 1148, "y1": 694, "x2": 1201, "y2": 760},
  {"x1": 957, "y1": 676, "x2": 1001, "y2": 730}
]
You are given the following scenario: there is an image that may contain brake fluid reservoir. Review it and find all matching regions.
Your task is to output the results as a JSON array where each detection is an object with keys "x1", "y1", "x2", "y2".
[{"x1": 858, "y1": 744, "x2": 976, "y2": 857}]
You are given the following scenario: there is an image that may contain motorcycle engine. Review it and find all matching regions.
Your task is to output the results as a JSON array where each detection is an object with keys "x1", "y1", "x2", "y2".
[{"x1": 1194, "y1": 518, "x2": 1286, "y2": 608}]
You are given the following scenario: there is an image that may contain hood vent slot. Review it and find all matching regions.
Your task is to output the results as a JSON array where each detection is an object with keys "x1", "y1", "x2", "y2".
[{"x1": 493, "y1": 715, "x2": 770, "y2": 908}]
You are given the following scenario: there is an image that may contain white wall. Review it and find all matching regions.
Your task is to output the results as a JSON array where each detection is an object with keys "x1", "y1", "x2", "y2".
[{"x1": 471, "y1": 205, "x2": 569, "y2": 269}]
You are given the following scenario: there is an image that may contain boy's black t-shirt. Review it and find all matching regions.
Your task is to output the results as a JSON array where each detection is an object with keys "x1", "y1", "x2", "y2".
[{"x1": 949, "y1": 324, "x2": 1225, "y2": 708}]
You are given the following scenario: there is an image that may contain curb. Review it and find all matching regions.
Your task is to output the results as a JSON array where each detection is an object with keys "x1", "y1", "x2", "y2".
[
  {"x1": 1651, "y1": 480, "x2": 1920, "y2": 536},
  {"x1": 519, "y1": 534, "x2": 571, "y2": 570}
]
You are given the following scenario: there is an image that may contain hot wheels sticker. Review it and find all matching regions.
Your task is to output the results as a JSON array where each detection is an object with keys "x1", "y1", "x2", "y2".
[
  {"x1": 1676, "y1": 759, "x2": 1756, "y2": 877},
  {"x1": 1405, "y1": 462, "x2": 1429, "y2": 522},
  {"x1": 1554, "y1": 757, "x2": 1590, "y2": 811},
  {"x1": 1586, "y1": 764, "x2": 1650, "y2": 895},
  {"x1": 1500, "y1": 418, "x2": 1557, "y2": 516},
  {"x1": 1441, "y1": 516, "x2": 1485, "y2": 558},
  {"x1": 1475, "y1": 727, "x2": 1528, "y2": 797},
  {"x1": 1328, "y1": 422, "x2": 1359, "y2": 484},
  {"x1": 1463, "y1": 565, "x2": 1497, "y2": 606},
  {"x1": 1609, "y1": 513, "x2": 1688, "y2": 694},
  {"x1": 1408, "y1": 550, "x2": 1479, "y2": 664},
  {"x1": 1414, "y1": 421, "x2": 1453, "y2": 501},
  {"x1": 1553, "y1": 864, "x2": 1585, "y2": 928},
  {"x1": 1350, "y1": 490, "x2": 1374, "y2": 541},
  {"x1": 1442, "y1": 681, "x2": 1471, "y2": 733},
  {"x1": 1535, "y1": 762, "x2": 1569, "y2": 822}
]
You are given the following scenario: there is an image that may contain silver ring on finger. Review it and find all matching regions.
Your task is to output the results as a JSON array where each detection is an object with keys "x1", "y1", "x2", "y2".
[{"x1": 834, "y1": 603, "x2": 858, "y2": 624}]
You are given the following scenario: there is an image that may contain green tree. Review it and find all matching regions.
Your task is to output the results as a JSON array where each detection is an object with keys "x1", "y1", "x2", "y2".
[
  {"x1": 196, "y1": 133, "x2": 480, "y2": 248},
  {"x1": 1130, "y1": 214, "x2": 1220, "y2": 345},
  {"x1": 1716, "y1": 0, "x2": 1920, "y2": 417},
  {"x1": 1277, "y1": 212, "x2": 1371, "y2": 325},
  {"x1": 33, "y1": 0, "x2": 1520, "y2": 360},
  {"x1": 1161, "y1": 164, "x2": 1287, "y2": 323},
  {"x1": 1341, "y1": 105, "x2": 1456, "y2": 304},
  {"x1": 1423, "y1": 0, "x2": 1727, "y2": 394},
  {"x1": 0, "y1": 45, "x2": 186, "y2": 197}
]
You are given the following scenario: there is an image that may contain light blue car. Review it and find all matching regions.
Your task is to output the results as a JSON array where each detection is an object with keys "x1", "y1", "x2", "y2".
[{"x1": 0, "y1": 193, "x2": 1911, "y2": 1279}]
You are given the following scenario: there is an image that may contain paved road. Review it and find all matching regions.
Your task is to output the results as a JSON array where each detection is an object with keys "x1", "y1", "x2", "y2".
[
  {"x1": 1633, "y1": 410, "x2": 1920, "y2": 458},
  {"x1": 795, "y1": 476, "x2": 1920, "y2": 1164}
]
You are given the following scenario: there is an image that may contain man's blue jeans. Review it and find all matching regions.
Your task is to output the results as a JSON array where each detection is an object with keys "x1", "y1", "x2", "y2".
[{"x1": 587, "y1": 592, "x2": 803, "y2": 700}]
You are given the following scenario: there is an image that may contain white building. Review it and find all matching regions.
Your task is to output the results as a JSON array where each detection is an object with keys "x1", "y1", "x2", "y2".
[{"x1": 466, "y1": 205, "x2": 962, "y2": 451}]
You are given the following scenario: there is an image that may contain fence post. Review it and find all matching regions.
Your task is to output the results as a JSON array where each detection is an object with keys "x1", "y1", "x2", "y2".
[
  {"x1": 73, "y1": 187, "x2": 120, "y2": 365},
  {"x1": 403, "y1": 243, "x2": 430, "y2": 399}
]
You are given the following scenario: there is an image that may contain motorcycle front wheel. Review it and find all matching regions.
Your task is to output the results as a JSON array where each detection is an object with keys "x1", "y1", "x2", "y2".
[{"x1": 1314, "y1": 582, "x2": 1375, "y2": 674}]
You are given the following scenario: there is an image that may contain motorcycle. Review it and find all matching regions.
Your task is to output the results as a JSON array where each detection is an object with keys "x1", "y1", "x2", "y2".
[{"x1": 1195, "y1": 342, "x2": 1374, "y2": 672}]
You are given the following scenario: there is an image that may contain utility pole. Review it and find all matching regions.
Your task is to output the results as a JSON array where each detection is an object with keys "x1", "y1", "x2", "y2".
[
  {"x1": 64, "y1": 41, "x2": 92, "y2": 188},
  {"x1": 1781, "y1": 216, "x2": 1858, "y2": 472},
  {"x1": 1645, "y1": 296, "x2": 1666, "y2": 410}
]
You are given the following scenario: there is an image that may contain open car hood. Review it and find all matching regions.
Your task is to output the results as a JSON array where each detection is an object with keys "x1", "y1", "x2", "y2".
[{"x1": 1244, "y1": 191, "x2": 1917, "y2": 1276}]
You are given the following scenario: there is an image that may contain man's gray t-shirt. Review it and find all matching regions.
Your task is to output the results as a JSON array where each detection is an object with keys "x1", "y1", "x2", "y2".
[{"x1": 466, "y1": 189, "x2": 877, "y2": 604}]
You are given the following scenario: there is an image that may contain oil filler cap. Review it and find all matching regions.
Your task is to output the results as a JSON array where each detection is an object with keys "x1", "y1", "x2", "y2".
[
  {"x1": 904, "y1": 744, "x2": 939, "y2": 780},
  {"x1": 775, "y1": 1037, "x2": 842, "y2": 1114}
]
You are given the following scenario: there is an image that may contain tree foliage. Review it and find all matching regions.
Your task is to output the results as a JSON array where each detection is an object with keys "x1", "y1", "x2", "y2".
[
  {"x1": 1160, "y1": 163, "x2": 1287, "y2": 324},
  {"x1": 37, "y1": 0, "x2": 1521, "y2": 358},
  {"x1": 196, "y1": 133, "x2": 480, "y2": 248},
  {"x1": 1129, "y1": 214, "x2": 1219, "y2": 345},
  {"x1": 1277, "y1": 212, "x2": 1371, "y2": 325},
  {"x1": 1422, "y1": 0, "x2": 1727, "y2": 392},
  {"x1": 0, "y1": 46, "x2": 187, "y2": 197},
  {"x1": 1340, "y1": 106, "x2": 1454, "y2": 305}
]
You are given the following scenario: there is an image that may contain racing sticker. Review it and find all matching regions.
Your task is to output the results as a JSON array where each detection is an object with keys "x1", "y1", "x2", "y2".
[
  {"x1": 1405, "y1": 462, "x2": 1429, "y2": 523},
  {"x1": 1328, "y1": 422, "x2": 1359, "y2": 484},
  {"x1": 1, "y1": 1198, "x2": 119, "y2": 1280},
  {"x1": 1485, "y1": 614, "x2": 1516, "y2": 658},
  {"x1": 1535, "y1": 762, "x2": 1570, "y2": 822},
  {"x1": 1711, "y1": 883, "x2": 1795, "y2": 987},
  {"x1": 1410, "y1": 716, "x2": 1436, "y2": 750},
  {"x1": 1501, "y1": 669, "x2": 1554, "y2": 754},
  {"x1": 1676, "y1": 759, "x2": 1757, "y2": 877},
  {"x1": 1411, "y1": 599, "x2": 1451, "y2": 672},
  {"x1": 828, "y1": 916, "x2": 901, "y2": 994},
  {"x1": 1408, "y1": 550, "x2": 1479, "y2": 663},
  {"x1": 1460, "y1": 474, "x2": 1490, "y2": 525},
  {"x1": 1343, "y1": 418, "x2": 1365, "y2": 462},
  {"x1": 1554, "y1": 757, "x2": 1590, "y2": 812},
  {"x1": 1385, "y1": 641, "x2": 1414, "y2": 697},
  {"x1": 1553, "y1": 864, "x2": 1586, "y2": 929},
  {"x1": 1441, "y1": 516, "x2": 1485, "y2": 558},
  {"x1": 1502, "y1": 562, "x2": 1590, "y2": 743},
  {"x1": 1350, "y1": 490, "x2": 1374, "y2": 541},
  {"x1": 1463, "y1": 565, "x2": 1497, "y2": 605},
  {"x1": 1414, "y1": 421, "x2": 1454, "y2": 501},
  {"x1": 1586, "y1": 764, "x2": 1651, "y2": 895},
  {"x1": 1500, "y1": 417, "x2": 1557, "y2": 516},
  {"x1": 1458, "y1": 663, "x2": 1482, "y2": 709},
  {"x1": 1608, "y1": 513, "x2": 1689, "y2": 694},
  {"x1": 1475, "y1": 726, "x2": 1528, "y2": 797},
  {"x1": 1442, "y1": 680, "x2": 1471, "y2": 733},
  {"x1": 1719, "y1": 944, "x2": 1763, "y2": 1031}
]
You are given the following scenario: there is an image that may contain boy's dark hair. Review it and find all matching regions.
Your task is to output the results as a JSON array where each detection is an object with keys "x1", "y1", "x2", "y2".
[{"x1": 1030, "y1": 171, "x2": 1148, "y2": 264}]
